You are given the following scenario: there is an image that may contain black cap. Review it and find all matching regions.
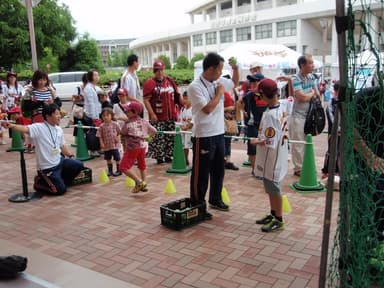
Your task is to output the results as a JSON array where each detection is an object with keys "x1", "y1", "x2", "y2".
[{"x1": 247, "y1": 73, "x2": 265, "y2": 82}]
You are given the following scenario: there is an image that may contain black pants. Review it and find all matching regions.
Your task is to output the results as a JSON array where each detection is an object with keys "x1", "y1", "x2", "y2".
[{"x1": 190, "y1": 134, "x2": 225, "y2": 206}]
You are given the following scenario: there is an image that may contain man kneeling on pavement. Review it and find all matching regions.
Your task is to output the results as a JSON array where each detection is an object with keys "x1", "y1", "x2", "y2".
[{"x1": 4, "y1": 103, "x2": 84, "y2": 195}]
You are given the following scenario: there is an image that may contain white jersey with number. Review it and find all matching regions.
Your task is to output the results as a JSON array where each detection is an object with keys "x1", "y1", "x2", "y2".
[{"x1": 255, "y1": 104, "x2": 289, "y2": 182}]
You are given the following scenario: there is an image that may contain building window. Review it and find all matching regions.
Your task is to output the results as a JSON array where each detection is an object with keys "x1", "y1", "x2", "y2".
[
  {"x1": 277, "y1": 20, "x2": 297, "y2": 37},
  {"x1": 238, "y1": 0, "x2": 251, "y2": 6},
  {"x1": 255, "y1": 23, "x2": 272, "y2": 39},
  {"x1": 221, "y1": 1, "x2": 232, "y2": 10},
  {"x1": 193, "y1": 34, "x2": 203, "y2": 46},
  {"x1": 220, "y1": 29, "x2": 233, "y2": 43},
  {"x1": 206, "y1": 32, "x2": 217, "y2": 45},
  {"x1": 236, "y1": 27, "x2": 251, "y2": 41}
]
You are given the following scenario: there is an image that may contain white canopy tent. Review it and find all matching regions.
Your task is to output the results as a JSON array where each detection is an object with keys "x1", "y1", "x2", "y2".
[{"x1": 194, "y1": 43, "x2": 323, "y2": 80}]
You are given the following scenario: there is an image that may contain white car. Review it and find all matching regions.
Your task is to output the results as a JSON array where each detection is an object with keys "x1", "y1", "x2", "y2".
[{"x1": 49, "y1": 71, "x2": 86, "y2": 100}]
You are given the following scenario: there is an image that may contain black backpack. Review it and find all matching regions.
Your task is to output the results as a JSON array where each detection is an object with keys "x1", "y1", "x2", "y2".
[
  {"x1": 0, "y1": 255, "x2": 27, "y2": 279},
  {"x1": 304, "y1": 95, "x2": 326, "y2": 136}
]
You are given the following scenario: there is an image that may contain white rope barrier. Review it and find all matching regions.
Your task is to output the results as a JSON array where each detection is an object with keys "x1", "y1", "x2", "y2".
[
  {"x1": 64, "y1": 125, "x2": 310, "y2": 145},
  {"x1": 66, "y1": 125, "x2": 99, "y2": 129}
]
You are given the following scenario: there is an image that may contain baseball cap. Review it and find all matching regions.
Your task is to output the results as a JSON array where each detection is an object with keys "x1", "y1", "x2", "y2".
[
  {"x1": 153, "y1": 60, "x2": 165, "y2": 70},
  {"x1": 7, "y1": 71, "x2": 17, "y2": 78},
  {"x1": 247, "y1": 73, "x2": 265, "y2": 82},
  {"x1": 250, "y1": 61, "x2": 263, "y2": 70},
  {"x1": 127, "y1": 101, "x2": 143, "y2": 115},
  {"x1": 258, "y1": 78, "x2": 278, "y2": 97},
  {"x1": 8, "y1": 106, "x2": 21, "y2": 114}
]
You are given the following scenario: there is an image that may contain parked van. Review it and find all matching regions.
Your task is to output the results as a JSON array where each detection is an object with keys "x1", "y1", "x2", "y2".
[{"x1": 49, "y1": 71, "x2": 86, "y2": 100}]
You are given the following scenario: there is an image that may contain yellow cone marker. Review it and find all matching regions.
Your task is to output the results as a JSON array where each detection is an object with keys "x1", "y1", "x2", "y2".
[
  {"x1": 221, "y1": 187, "x2": 230, "y2": 205},
  {"x1": 282, "y1": 194, "x2": 292, "y2": 214},
  {"x1": 165, "y1": 179, "x2": 176, "y2": 194},
  {"x1": 125, "y1": 177, "x2": 135, "y2": 187},
  {"x1": 99, "y1": 169, "x2": 110, "y2": 184}
]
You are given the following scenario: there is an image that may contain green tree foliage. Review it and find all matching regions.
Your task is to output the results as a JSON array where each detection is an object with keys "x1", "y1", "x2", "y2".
[
  {"x1": 174, "y1": 55, "x2": 189, "y2": 70},
  {"x1": 71, "y1": 34, "x2": 104, "y2": 72},
  {"x1": 39, "y1": 47, "x2": 58, "y2": 72},
  {"x1": 0, "y1": 1, "x2": 30, "y2": 69},
  {"x1": 0, "y1": 0, "x2": 76, "y2": 70},
  {"x1": 189, "y1": 53, "x2": 205, "y2": 69},
  {"x1": 157, "y1": 55, "x2": 171, "y2": 69}
]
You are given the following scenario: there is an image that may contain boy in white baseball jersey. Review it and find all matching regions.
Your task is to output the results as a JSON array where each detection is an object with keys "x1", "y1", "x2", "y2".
[{"x1": 250, "y1": 78, "x2": 289, "y2": 232}]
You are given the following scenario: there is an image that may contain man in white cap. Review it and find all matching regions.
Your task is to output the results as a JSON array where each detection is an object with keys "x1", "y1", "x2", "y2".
[{"x1": 241, "y1": 61, "x2": 263, "y2": 96}]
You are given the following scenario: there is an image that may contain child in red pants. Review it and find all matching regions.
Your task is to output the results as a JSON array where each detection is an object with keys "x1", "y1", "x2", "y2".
[{"x1": 120, "y1": 102, "x2": 156, "y2": 193}]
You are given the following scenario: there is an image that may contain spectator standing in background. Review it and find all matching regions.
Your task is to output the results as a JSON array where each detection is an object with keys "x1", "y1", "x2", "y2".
[
  {"x1": 3, "y1": 71, "x2": 24, "y2": 111},
  {"x1": 83, "y1": 69, "x2": 102, "y2": 157},
  {"x1": 143, "y1": 60, "x2": 183, "y2": 164},
  {"x1": 120, "y1": 54, "x2": 142, "y2": 105},
  {"x1": 289, "y1": 55, "x2": 319, "y2": 177}
]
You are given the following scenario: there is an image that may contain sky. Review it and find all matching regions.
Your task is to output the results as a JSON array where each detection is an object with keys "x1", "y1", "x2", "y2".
[{"x1": 58, "y1": 0, "x2": 203, "y2": 40}]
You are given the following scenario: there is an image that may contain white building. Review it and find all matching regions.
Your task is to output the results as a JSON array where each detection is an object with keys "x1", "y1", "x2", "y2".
[{"x1": 130, "y1": 0, "x2": 338, "y2": 75}]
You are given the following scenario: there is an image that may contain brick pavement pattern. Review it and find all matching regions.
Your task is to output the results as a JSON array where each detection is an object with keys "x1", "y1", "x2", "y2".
[{"x1": 0, "y1": 124, "x2": 339, "y2": 288}]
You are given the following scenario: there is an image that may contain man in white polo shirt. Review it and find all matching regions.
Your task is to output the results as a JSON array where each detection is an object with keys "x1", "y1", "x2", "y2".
[{"x1": 188, "y1": 52, "x2": 239, "y2": 219}]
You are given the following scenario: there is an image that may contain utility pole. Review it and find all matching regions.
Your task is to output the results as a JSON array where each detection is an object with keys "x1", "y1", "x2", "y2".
[{"x1": 20, "y1": 0, "x2": 41, "y2": 71}]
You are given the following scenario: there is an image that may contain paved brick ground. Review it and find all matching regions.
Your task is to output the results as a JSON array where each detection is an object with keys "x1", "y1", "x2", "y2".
[{"x1": 0, "y1": 123, "x2": 339, "y2": 288}]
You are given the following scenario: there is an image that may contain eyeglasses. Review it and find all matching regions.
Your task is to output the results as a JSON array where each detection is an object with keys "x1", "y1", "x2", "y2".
[
  {"x1": 117, "y1": 93, "x2": 125, "y2": 96},
  {"x1": 154, "y1": 69, "x2": 163, "y2": 73}
]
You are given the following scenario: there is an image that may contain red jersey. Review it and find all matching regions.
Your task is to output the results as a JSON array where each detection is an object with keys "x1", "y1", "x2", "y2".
[{"x1": 143, "y1": 77, "x2": 178, "y2": 121}]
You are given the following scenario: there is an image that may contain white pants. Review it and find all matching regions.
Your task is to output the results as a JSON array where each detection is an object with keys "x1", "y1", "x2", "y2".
[{"x1": 288, "y1": 116, "x2": 305, "y2": 172}]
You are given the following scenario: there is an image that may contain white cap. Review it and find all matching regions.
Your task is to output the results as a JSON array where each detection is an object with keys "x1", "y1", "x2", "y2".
[{"x1": 250, "y1": 61, "x2": 263, "y2": 69}]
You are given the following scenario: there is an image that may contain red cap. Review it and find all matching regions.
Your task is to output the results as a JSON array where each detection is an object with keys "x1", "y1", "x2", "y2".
[
  {"x1": 8, "y1": 106, "x2": 22, "y2": 114},
  {"x1": 153, "y1": 60, "x2": 165, "y2": 70},
  {"x1": 258, "y1": 78, "x2": 277, "y2": 97},
  {"x1": 127, "y1": 101, "x2": 143, "y2": 114}
]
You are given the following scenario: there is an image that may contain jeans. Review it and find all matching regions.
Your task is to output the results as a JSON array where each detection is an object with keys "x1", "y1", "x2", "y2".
[{"x1": 43, "y1": 157, "x2": 84, "y2": 195}]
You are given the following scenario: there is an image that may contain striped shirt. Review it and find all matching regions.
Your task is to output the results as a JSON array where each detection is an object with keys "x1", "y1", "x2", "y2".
[{"x1": 291, "y1": 72, "x2": 316, "y2": 118}]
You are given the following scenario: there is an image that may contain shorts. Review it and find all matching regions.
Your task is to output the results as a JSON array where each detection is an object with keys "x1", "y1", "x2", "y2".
[
  {"x1": 247, "y1": 125, "x2": 259, "y2": 156},
  {"x1": 120, "y1": 148, "x2": 146, "y2": 171},
  {"x1": 104, "y1": 149, "x2": 121, "y2": 161},
  {"x1": 263, "y1": 178, "x2": 282, "y2": 196},
  {"x1": 182, "y1": 133, "x2": 192, "y2": 149}
]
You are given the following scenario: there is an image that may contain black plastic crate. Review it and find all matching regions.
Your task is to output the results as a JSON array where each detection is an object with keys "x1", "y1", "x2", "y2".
[
  {"x1": 69, "y1": 167, "x2": 92, "y2": 186},
  {"x1": 160, "y1": 198, "x2": 206, "y2": 230}
]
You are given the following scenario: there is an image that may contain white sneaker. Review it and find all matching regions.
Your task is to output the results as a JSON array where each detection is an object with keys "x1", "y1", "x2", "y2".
[{"x1": 0, "y1": 139, "x2": 6, "y2": 145}]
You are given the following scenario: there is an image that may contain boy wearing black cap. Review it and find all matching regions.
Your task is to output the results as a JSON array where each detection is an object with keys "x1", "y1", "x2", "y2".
[
  {"x1": 250, "y1": 78, "x2": 289, "y2": 232},
  {"x1": 241, "y1": 73, "x2": 267, "y2": 174}
]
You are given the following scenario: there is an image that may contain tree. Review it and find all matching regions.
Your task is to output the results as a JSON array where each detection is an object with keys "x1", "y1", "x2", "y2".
[
  {"x1": 0, "y1": 1, "x2": 30, "y2": 70},
  {"x1": 157, "y1": 55, "x2": 171, "y2": 69},
  {"x1": 189, "y1": 53, "x2": 205, "y2": 69},
  {"x1": 0, "y1": 0, "x2": 76, "y2": 70},
  {"x1": 174, "y1": 55, "x2": 189, "y2": 70},
  {"x1": 71, "y1": 34, "x2": 104, "y2": 72}
]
